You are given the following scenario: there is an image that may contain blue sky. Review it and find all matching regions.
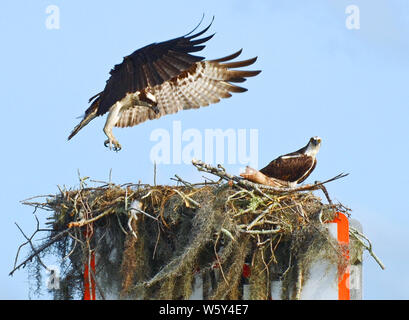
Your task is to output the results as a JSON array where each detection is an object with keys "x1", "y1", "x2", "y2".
[{"x1": 1, "y1": 0, "x2": 408, "y2": 299}]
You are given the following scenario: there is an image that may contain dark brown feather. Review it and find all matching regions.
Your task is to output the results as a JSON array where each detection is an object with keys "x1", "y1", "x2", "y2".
[
  {"x1": 260, "y1": 154, "x2": 316, "y2": 183},
  {"x1": 211, "y1": 49, "x2": 243, "y2": 62},
  {"x1": 226, "y1": 70, "x2": 261, "y2": 79},
  {"x1": 220, "y1": 57, "x2": 258, "y2": 69},
  {"x1": 95, "y1": 20, "x2": 215, "y2": 116},
  {"x1": 298, "y1": 159, "x2": 316, "y2": 184},
  {"x1": 68, "y1": 98, "x2": 99, "y2": 140}
]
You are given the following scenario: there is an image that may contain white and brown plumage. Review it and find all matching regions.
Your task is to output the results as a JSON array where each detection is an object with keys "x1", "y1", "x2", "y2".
[
  {"x1": 68, "y1": 20, "x2": 261, "y2": 151},
  {"x1": 259, "y1": 137, "x2": 322, "y2": 186}
]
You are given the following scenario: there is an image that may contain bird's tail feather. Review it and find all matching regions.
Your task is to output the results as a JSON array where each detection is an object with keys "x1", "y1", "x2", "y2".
[{"x1": 67, "y1": 102, "x2": 99, "y2": 140}]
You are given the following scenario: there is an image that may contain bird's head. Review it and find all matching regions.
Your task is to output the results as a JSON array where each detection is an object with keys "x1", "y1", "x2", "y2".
[
  {"x1": 306, "y1": 136, "x2": 322, "y2": 157},
  {"x1": 309, "y1": 136, "x2": 322, "y2": 146}
]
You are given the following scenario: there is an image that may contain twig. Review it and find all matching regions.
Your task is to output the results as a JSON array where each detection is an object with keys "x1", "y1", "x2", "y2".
[
  {"x1": 10, "y1": 228, "x2": 70, "y2": 276},
  {"x1": 171, "y1": 174, "x2": 193, "y2": 187},
  {"x1": 317, "y1": 184, "x2": 333, "y2": 206},
  {"x1": 239, "y1": 226, "x2": 282, "y2": 235},
  {"x1": 67, "y1": 209, "x2": 113, "y2": 228},
  {"x1": 246, "y1": 204, "x2": 274, "y2": 230},
  {"x1": 221, "y1": 228, "x2": 236, "y2": 242},
  {"x1": 116, "y1": 211, "x2": 129, "y2": 235},
  {"x1": 129, "y1": 200, "x2": 158, "y2": 221},
  {"x1": 21, "y1": 194, "x2": 56, "y2": 203},
  {"x1": 213, "y1": 233, "x2": 228, "y2": 285},
  {"x1": 152, "y1": 221, "x2": 161, "y2": 259},
  {"x1": 127, "y1": 211, "x2": 138, "y2": 240},
  {"x1": 349, "y1": 226, "x2": 385, "y2": 270},
  {"x1": 14, "y1": 216, "x2": 48, "y2": 271},
  {"x1": 172, "y1": 188, "x2": 201, "y2": 208},
  {"x1": 63, "y1": 232, "x2": 78, "y2": 260}
]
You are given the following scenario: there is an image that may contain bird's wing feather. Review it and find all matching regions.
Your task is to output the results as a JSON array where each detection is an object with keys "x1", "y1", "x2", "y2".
[
  {"x1": 96, "y1": 21, "x2": 215, "y2": 116},
  {"x1": 297, "y1": 158, "x2": 316, "y2": 183},
  {"x1": 115, "y1": 53, "x2": 261, "y2": 128},
  {"x1": 259, "y1": 154, "x2": 315, "y2": 182}
]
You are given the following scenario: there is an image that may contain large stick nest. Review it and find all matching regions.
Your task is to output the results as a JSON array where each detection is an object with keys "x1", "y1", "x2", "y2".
[{"x1": 13, "y1": 161, "x2": 374, "y2": 300}]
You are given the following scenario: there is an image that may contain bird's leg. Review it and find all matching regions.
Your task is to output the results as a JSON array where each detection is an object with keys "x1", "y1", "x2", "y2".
[
  {"x1": 103, "y1": 128, "x2": 122, "y2": 151},
  {"x1": 103, "y1": 103, "x2": 122, "y2": 151}
]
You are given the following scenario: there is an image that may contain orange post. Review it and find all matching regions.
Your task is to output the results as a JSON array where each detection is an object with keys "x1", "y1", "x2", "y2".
[
  {"x1": 329, "y1": 212, "x2": 350, "y2": 300},
  {"x1": 83, "y1": 226, "x2": 96, "y2": 300}
]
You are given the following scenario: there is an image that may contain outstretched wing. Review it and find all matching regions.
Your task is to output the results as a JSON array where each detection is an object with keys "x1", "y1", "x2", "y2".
[
  {"x1": 95, "y1": 20, "x2": 216, "y2": 116},
  {"x1": 115, "y1": 50, "x2": 261, "y2": 128},
  {"x1": 259, "y1": 154, "x2": 316, "y2": 183}
]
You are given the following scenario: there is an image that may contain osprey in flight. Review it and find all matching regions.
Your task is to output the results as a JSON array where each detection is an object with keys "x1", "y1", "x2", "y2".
[
  {"x1": 259, "y1": 137, "x2": 322, "y2": 186},
  {"x1": 68, "y1": 20, "x2": 261, "y2": 151}
]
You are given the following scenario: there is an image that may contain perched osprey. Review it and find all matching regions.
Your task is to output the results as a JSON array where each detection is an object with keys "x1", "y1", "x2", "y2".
[
  {"x1": 68, "y1": 20, "x2": 261, "y2": 151},
  {"x1": 259, "y1": 137, "x2": 322, "y2": 186}
]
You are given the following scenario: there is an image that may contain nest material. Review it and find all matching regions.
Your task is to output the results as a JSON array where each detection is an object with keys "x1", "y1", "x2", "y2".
[
  {"x1": 12, "y1": 160, "x2": 382, "y2": 300},
  {"x1": 17, "y1": 168, "x2": 358, "y2": 300}
]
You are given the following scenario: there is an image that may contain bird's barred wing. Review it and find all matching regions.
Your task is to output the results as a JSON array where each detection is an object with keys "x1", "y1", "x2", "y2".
[
  {"x1": 297, "y1": 158, "x2": 316, "y2": 183},
  {"x1": 115, "y1": 51, "x2": 261, "y2": 128},
  {"x1": 96, "y1": 20, "x2": 215, "y2": 116},
  {"x1": 259, "y1": 154, "x2": 315, "y2": 183}
]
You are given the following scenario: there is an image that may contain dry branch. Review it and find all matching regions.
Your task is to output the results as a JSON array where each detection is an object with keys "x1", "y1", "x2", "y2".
[{"x1": 10, "y1": 227, "x2": 70, "y2": 276}]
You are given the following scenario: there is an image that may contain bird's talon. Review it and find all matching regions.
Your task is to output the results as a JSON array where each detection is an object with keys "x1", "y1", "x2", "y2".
[{"x1": 104, "y1": 139, "x2": 121, "y2": 151}]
